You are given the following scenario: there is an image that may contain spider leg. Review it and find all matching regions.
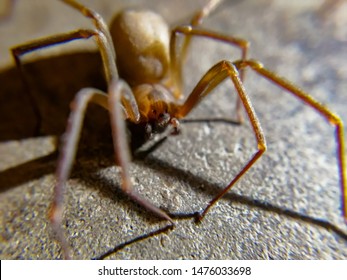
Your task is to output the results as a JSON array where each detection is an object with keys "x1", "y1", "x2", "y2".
[
  {"x1": 49, "y1": 87, "x2": 108, "y2": 259},
  {"x1": 174, "y1": 60, "x2": 266, "y2": 220},
  {"x1": 50, "y1": 80, "x2": 140, "y2": 259},
  {"x1": 60, "y1": 0, "x2": 116, "y2": 59},
  {"x1": 179, "y1": 0, "x2": 226, "y2": 69},
  {"x1": 108, "y1": 79, "x2": 174, "y2": 223},
  {"x1": 117, "y1": 81, "x2": 140, "y2": 124},
  {"x1": 233, "y1": 59, "x2": 347, "y2": 221},
  {"x1": 170, "y1": 26, "x2": 249, "y2": 121},
  {"x1": 12, "y1": 28, "x2": 117, "y2": 85},
  {"x1": 175, "y1": 58, "x2": 346, "y2": 221},
  {"x1": 172, "y1": 0, "x2": 247, "y2": 121},
  {"x1": 11, "y1": 29, "x2": 117, "y2": 134}
]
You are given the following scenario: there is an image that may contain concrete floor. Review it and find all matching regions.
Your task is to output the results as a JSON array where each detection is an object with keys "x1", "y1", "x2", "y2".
[{"x1": 0, "y1": 0, "x2": 347, "y2": 259}]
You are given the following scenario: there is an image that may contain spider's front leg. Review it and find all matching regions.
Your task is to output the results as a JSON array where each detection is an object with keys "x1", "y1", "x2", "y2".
[
  {"x1": 174, "y1": 60, "x2": 267, "y2": 220},
  {"x1": 51, "y1": 79, "x2": 174, "y2": 259},
  {"x1": 49, "y1": 87, "x2": 109, "y2": 259},
  {"x1": 170, "y1": 25, "x2": 249, "y2": 122},
  {"x1": 108, "y1": 79, "x2": 174, "y2": 224},
  {"x1": 175, "y1": 58, "x2": 346, "y2": 222}
]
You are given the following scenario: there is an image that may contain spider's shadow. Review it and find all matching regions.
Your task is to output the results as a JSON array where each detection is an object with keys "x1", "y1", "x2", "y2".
[
  {"x1": 77, "y1": 123, "x2": 347, "y2": 259},
  {"x1": 89, "y1": 140, "x2": 347, "y2": 259}
]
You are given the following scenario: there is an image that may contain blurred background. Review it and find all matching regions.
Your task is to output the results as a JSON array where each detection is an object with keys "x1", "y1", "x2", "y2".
[{"x1": 0, "y1": 0, "x2": 346, "y2": 259}]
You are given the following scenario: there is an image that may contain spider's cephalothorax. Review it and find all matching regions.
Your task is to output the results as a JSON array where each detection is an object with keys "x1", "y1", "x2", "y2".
[{"x1": 132, "y1": 83, "x2": 180, "y2": 138}]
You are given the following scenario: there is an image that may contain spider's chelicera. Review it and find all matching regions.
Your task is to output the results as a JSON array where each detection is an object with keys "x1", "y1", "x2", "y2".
[{"x1": 131, "y1": 83, "x2": 181, "y2": 138}]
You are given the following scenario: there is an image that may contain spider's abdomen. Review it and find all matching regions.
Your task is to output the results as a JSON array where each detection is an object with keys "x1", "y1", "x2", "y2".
[{"x1": 110, "y1": 10, "x2": 170, "y2": 86}]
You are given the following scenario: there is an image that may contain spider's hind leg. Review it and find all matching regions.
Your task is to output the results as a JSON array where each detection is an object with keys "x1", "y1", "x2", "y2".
[{"x1": 234, "y1": 59, "x2": 347, "y2": 221}]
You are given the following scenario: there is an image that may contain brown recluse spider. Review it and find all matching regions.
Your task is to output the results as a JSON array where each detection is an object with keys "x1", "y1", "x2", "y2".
[{"x1": 11, "y1": 0, "x2": 346, "y2": 259}]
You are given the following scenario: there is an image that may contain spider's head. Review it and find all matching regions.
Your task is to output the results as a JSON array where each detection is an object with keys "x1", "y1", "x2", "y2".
[
  {"x1": 134, "y1": 84, "x2": 181, "y2": 139},
  {"x1": 145, "y1": 107, "x2": 180, "y2": 138}
]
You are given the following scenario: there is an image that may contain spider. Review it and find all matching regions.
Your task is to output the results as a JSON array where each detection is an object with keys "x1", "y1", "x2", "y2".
[{"x1": 11, "y1": 0, "x2": 346, "y2": 259}]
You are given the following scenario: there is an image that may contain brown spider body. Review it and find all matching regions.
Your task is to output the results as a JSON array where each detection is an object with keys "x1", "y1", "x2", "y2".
[
  {"x1": 10, "y1": 0, "x2": 346, "y2": 259},
  {"x1": 110, "y1": 10, "x2": 181, "y2": 136},
  {"x1": 111, "y1": 10, "x2": 171, "y2": 87}
]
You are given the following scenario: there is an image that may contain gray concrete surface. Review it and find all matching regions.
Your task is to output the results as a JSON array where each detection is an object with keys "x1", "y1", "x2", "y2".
[{"x1": 0, "y1": 0, "x2": 347, "y2": 259}]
